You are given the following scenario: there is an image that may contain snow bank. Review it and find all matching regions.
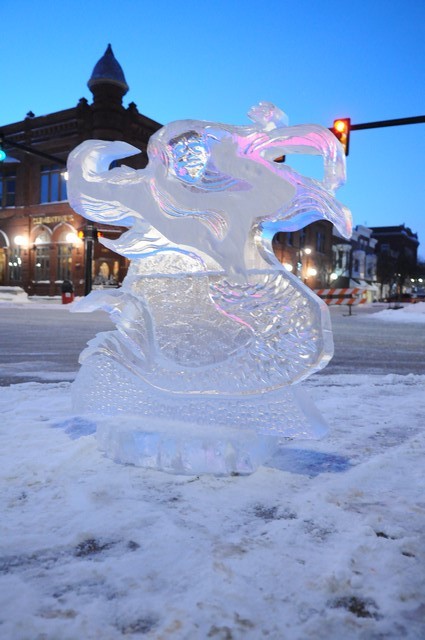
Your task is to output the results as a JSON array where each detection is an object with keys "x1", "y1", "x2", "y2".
[
  {"x1": 367, "y1": 301, "x2": 425, "y2": 323},
  {"x1": 0, "y1": 286, "x2": 28, "y2": 304},
  {"x1": 1, "y1": 374, "x2": 424, "y2": 639},
  {"x1": 0, "y1": 293, "x2": 76, "y2": 310}
]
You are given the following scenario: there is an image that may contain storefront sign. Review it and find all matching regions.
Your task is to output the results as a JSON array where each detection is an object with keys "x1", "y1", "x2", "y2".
[{"x1": 31, "y1": 215, "x2": 74, "y2": 225}]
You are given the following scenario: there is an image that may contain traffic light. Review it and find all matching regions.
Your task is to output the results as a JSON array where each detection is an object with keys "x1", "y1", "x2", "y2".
[
  {"x1": 332, "y1": 118, "x2": 351, "y2": 155},
  {"x1": 77, "y1": 224, "x2": 101, "y2": 241}
]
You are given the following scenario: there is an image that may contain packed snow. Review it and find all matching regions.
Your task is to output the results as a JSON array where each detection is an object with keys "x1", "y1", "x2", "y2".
[
  {"x1": 366, "y1": 301, "x2": 425, "y2": 323},
  {"x1": 0, "y1": 297, "x2": 424, "y2": 639}
]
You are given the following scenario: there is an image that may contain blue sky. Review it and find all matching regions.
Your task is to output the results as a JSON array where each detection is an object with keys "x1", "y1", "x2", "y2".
[{"x1": 2, "y1": 0, "x2": 424, "y2": 257}]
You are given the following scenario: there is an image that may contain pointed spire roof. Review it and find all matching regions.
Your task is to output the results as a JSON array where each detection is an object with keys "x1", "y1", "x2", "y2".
[{"x1": 88, "y1": 44, "x2": 129, "y2": 94}]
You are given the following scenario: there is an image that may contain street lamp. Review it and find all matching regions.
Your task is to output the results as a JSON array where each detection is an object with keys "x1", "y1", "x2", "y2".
[
  {"x1": 296, "y1": 246, "x2": 312, "y2": 279},
  {"x1": 66, "y1": 232, "x2": 80, "y2": 245},
  {"x1": 14, "y1": 235, "x2": 29, "y2": 248},
  {"x1": 300, "y1": 246, "x2": 314, "y2": 283}
]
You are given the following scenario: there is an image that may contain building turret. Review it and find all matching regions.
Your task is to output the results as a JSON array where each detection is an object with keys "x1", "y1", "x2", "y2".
[
  {"x1": 88, "y1": 44, "x2": 129, "y2": 98},
  {"x1": 87, "y1": 44, "x2": 129, "y2": 139}
]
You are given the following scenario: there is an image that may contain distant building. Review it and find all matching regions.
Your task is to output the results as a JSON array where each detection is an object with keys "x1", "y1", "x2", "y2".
[
  {"x1": 332, "y1": 224, "x2": 379, "y2": 301},
  {"x1": 0, "y1": 45, "x2": 161, "y2": 296},
  {"x1": 272, "y1": 221, "x2": 334, "y2": 289},
  {"x1": 371, "y1": 224, "x2": 419, "y2": 299}
]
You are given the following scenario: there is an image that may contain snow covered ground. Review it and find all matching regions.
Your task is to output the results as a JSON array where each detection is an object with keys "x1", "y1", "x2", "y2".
[
  {"x1": 366, "y1": 301, "x2": 425, "y2": 324},
  {"x1": 0, "y1": 299, "x2": 424, "y2": 639}
]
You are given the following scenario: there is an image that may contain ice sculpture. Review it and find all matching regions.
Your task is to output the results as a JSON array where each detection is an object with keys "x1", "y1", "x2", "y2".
[{"x1": 67, "y1": 102, "x2": 352, "y2": 475}]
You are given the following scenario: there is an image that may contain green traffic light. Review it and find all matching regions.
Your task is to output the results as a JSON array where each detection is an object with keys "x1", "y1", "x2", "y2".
[{"x1": 0, "y1": 148, "x2": 6, "y2": 162}]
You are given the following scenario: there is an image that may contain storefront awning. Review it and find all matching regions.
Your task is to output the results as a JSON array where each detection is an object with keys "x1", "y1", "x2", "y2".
[{"x1": 350, "y1": 279, "x2": 379, "y2": 291}]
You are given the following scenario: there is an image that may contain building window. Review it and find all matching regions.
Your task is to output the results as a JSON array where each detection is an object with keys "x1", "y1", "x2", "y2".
[
  {"x1": 57, "y1": 244, "x2": 72, "y2": 281},
  {"x1": 299, "y1": 229, "x2": 306, "y2": 248},
  {"x1": 8, "y1": 248, "x2": 22, "y2": 281},
  {"x1": 34, "y1": 231, "x2": 50, "y2": 281},
  {"x1": 273, "y1": 232, "x2": 285, "y2": 245},
  {"x1": 57, "y1": 231, "x2": 73, "y2": 281},
  {"x1": 287, "y1": 232, "x2": 294, "y2": 246},
  {"x1": 0, "y1": 173, "x2": 16, "y2": 207},
  {"x1": 316, "y1": 231, "x2": 325, "y2": 253},
  {"x1": 366, "y1": 255, "x2": 376, "y2": 279},
  {"x1": 40, "y1": 165, "x2": 67, "y2": 203}
]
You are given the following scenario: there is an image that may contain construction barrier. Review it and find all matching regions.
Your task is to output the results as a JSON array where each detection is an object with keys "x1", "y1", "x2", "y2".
[{"x1": 314, "y1": 288, "x2": 368, "y2": 306}]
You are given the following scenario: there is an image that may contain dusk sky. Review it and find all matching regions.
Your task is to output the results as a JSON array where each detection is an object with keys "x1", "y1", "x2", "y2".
[{"x1": 2, "y1": 0, "x2": 424, "y2": 257}]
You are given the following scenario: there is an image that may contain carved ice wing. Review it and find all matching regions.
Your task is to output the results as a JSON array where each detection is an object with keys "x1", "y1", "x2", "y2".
[
  {"x1": 67, "y1": 140, "x2": 147, "y2": 227},
  {"x1": 258, "y1": 123, "x2": 347, "y2": 193}
]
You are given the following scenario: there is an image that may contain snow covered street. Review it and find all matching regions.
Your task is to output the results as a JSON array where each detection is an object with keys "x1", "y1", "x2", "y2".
[{"x1": 0, "y1": 302, "x2": 424, "y2": 639}]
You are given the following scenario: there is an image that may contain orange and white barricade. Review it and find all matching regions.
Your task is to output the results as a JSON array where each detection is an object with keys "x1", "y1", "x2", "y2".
[{"x1": 314, "y1": 288, "x2": 368, "y2": 306}]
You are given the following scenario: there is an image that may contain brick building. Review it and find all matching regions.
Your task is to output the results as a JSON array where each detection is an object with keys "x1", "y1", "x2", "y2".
[
  {"x1": 272, "y1": 220, "x2": 334, "y2": 289},
  {"x1": 371, "y1": 224, "x2": 419, "y2": 298},
  {"x1": 0, "y1": 45, "x2": 161, "y2": 296}
]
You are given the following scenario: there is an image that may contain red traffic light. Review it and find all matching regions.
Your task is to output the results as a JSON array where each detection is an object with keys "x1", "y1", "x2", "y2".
[
  {"x1": 334, "y1": 119, "x2": 348, "y2": 133},
  {"x1": 332, "y1": 118, "x2": 351, "y2": 155}
]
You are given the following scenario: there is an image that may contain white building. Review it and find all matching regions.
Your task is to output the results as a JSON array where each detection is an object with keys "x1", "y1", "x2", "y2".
[{"x1": 332, "y1": 225, "x2": 379, "y2": 302}]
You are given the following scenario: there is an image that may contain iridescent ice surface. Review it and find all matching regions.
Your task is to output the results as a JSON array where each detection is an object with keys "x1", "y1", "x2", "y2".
[{"x1": 67, "y1": 103, "x2": 352, "y2": 475}]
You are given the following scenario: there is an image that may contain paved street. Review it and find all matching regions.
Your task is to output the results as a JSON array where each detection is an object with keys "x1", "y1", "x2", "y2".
[
  {"x1": 0, "y1": 306, "x2": 113, "y2": 386},
  {"x1": 321, "y1": 304, "x2": 425, "y2": 377},
  {"x1": 0, "y1": 303, "x2": 424, "y2": 385}
]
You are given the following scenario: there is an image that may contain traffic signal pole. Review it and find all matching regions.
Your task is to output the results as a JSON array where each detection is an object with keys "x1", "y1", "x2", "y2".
[
  {"x1": 0, "y1": 133, "x2": 67, "y2": 165},
  {"x1": 331, "y1": 115, "x2": 425, "y2": 155},
  {"x1": 82, "y1": 224, "x2": 97, "y2": 296},
  {"x1": 350, "y1": 115, "x2": 425, "y2": 132},
  {"x1": 1, "y1": 133, "x2": 100, "y2": 297}
]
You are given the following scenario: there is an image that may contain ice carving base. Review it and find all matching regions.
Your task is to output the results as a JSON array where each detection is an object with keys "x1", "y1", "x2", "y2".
[
  {"x1": 73, "y1": 352, "x2": 328, "y2": 475},
  {"x1": 97, "y1": 419, "x2": 278, "y2": 476}
]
